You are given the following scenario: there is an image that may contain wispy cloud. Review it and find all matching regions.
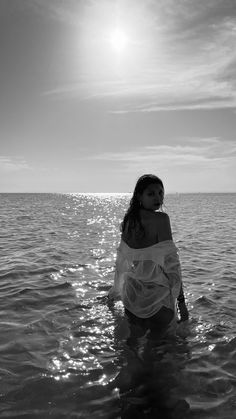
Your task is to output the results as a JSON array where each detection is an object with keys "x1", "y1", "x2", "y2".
[
  {"x1": 27, "y1": 0, "x2": 83, "y2": 25},
  {"x1": 85, "y1": 138, "x2": 236, "y2": 171},
  {"x1": 40, "y1": 0, "x2": 236, "y2": 111},
  {"x1": 0, "y1": 156, "x2": 31, "y2": 172}
]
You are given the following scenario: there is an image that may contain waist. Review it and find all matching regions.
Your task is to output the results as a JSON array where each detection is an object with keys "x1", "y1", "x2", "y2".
[{"x1": 125, "y1": 306, "x2": 174, "y2": 325}]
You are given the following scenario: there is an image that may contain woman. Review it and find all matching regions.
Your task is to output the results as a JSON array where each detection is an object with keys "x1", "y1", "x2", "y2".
[{"x1": 108, "y1": 174, "x2": 189, "y2": 331}]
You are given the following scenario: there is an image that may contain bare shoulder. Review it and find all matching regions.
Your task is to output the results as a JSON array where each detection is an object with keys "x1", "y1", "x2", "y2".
[
  {"x1": 154, "y1": 211, "x2": 169, "y2": 219},
  {"x1": 142, "y1": 210, "x2": 170, "y2": 225},
  {"x1": 153, "y1": 211, "x2": 170, "y2": 223},
  {"x1": 153, "y1": 212, "x2": 172, "y2": 241}
]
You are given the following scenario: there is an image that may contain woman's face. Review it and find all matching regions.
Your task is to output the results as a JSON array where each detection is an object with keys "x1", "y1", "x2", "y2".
[{"x1": 138, "y1": 183, "x2": 164, "y2": 211}]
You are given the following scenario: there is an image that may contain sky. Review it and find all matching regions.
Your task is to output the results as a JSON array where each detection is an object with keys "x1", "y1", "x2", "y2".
[{"x1": 0, "y1": 0, "x2": 236, "y2": 193}]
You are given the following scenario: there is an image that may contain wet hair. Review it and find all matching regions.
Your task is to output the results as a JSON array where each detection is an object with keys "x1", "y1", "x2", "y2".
[{"x1": 121, "y1": 174, "x2": 164, "y2": 236}]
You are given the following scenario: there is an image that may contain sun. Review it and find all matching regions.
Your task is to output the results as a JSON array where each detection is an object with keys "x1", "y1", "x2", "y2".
[{"x1": 109, "y1": 29, "x2": 129, "y2": 53}]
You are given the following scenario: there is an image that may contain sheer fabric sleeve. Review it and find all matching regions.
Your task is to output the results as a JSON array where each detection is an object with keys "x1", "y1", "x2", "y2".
[
  {"x1": 162, "y1": 249, "x2": 182, "y2": 300},
  {"x1": 108, "y1": 247, "x2": 126, "y2": 300}
]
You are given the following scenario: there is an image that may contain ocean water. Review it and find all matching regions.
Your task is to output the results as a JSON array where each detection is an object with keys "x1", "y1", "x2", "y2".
[{"x1": 0, "y1": 192, "x2": 236, "y2": 419}]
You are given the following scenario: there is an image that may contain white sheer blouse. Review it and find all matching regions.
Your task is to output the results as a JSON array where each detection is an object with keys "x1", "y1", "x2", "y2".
[{"x1": 108, "y1": 239, "x2": 182, "y2": 318}]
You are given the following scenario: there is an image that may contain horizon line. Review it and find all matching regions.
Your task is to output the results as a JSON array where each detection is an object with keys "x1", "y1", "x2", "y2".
[{"x1": 1, "y1": 191, "x2": 236, "y2": 194}]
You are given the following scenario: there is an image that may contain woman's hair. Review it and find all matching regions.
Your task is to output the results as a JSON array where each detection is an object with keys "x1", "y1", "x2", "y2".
[{"x1": 121, "y1": 174, "x2": 164, "y2": 236}]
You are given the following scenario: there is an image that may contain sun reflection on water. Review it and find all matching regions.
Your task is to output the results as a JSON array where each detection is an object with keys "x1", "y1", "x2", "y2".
[{"x1": 45, "y1": 194, "x2": 236, "y2": 415}]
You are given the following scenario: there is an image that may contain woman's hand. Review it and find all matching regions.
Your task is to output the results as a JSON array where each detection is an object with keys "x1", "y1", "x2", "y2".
[{"x1": 178, "y1": 301, "x2": 189, "y2": 322}]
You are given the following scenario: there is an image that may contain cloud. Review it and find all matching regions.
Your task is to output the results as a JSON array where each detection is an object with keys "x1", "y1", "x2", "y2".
[
  {"x1": 85, "y1": 138, "x2": 236, "y2": 171},
  {"x1": 27, "y1": 0, "x2": 83, "y2": 25},
  {"x1": 40, "y1": 0, "x2": 236, "y2": 112},
  {"x1": 0, "y1": 156, "x2": 31, "y2": 172}
]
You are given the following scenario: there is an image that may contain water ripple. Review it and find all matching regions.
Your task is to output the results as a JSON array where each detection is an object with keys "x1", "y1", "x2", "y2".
[{"x1": 0, "y1": 192, "x2": 236, "y2": 418}]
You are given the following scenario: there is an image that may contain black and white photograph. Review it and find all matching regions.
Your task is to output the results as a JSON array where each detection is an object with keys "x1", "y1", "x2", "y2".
[{"x1": 1, "y1": 1, "x2": 236, "y2": 418}]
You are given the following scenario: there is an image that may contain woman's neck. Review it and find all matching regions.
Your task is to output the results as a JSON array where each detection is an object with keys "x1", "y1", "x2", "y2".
[{"x1": 140, "y1": 207, "x2": 157, "y2": 213}]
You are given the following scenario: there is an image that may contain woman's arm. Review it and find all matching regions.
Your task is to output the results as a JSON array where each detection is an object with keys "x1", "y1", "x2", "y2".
[
  {"x1": 108, "y1": 247, "x2": 124, "y2": 300},
  {"x1": 154, "y1": 212, "x2": 173, "y2": 242},
  {"x1": 163, "y1": 255, "x2": 189, "y2": 322},
  {"x1": 108, "y1": 268, "x2": 121, "y2": 300},
  {"x1": 160, "y1": 214, "x2": 189, "y2": 322},
  {"x1": 177, "y1": 284, "x2": 189, "y2": 322}
]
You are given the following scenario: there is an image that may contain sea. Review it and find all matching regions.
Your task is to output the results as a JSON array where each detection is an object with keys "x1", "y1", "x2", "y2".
[{"x1": 0, "y1": 192, "x2": 236, "y2": 419}]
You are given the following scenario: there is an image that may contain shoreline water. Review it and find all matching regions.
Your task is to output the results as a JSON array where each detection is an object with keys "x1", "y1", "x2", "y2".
[{"x1": 1, "y1": 193, "x2": 236, "y2": 418}]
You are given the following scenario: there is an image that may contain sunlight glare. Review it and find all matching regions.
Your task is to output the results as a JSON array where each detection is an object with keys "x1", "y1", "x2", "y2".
[{"x1": 109, "y1": 29, "x2": 128, "y2": 52}]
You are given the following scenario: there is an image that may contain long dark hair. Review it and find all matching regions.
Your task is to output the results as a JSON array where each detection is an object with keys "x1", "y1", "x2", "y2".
[{"x1": 121, "y1": 174, "x2": 164, "y2": 236}]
